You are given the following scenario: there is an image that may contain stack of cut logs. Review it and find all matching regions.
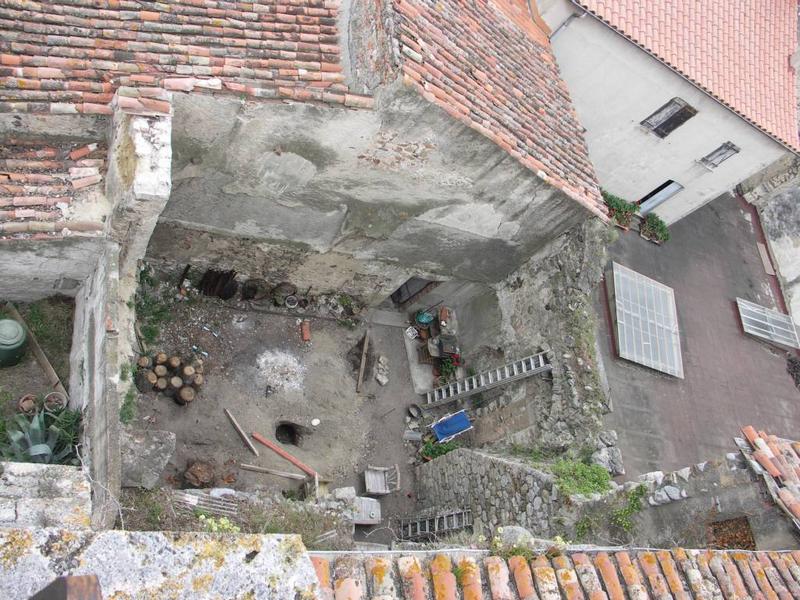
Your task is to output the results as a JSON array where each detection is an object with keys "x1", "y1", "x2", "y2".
[{"x1": 135, "y1": 352, "x2": 204, "y2": 405}]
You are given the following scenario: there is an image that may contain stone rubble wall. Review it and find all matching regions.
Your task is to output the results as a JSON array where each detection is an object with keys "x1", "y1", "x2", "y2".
[
  {"x1": 415, "y1": 448, "x2": 560, "y2": 537},
  {"x1": 571, "y1": 451, "x2": 798, "y2": 549},
  {"x1": 0, "y1": 462, "x2": 91, "y2": 530}
]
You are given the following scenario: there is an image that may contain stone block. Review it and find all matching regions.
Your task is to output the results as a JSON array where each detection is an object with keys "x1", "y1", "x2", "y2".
[{"x1": 120, "y1": 428, "x2": 176, "y2": 490}]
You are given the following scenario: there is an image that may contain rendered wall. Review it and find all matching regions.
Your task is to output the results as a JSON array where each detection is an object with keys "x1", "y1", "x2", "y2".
[
  {"x1": 537, "y1": 0, "x2": 789, "y2": 224},
  {"x1": 152, "y1": 84, "x2": 591, "y2": 300}
]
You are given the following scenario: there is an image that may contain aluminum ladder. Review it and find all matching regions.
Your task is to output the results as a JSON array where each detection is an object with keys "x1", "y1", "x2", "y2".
[
  {"x1": 397, "y1": 509, "x2": 472, "y2": 540},
  {"x1": 424, "y1": 351, "x2": 551, "y2": 405}
]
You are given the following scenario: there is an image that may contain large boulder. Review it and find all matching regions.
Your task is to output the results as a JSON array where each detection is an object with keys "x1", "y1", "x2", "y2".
[{"x1": 120, "y1": 429, "x2": 176, "y2": 489}]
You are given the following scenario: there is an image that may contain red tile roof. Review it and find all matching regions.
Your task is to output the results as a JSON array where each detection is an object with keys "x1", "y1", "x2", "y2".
[
  {"x1": 0, "y1": 0, "x2": 604, "y2": 217},
  {"x1": 394, "y1": 0, "x2": 606, "y2": 218},
  {"x1": 310, "y1": 548, "x2": 800, "y2": 600},
  {"x1": 0, "y1": 138, "x2": 106, "y2": 239},
  {"x1": 740, "y1": 425, "x2": 800, "y2": 528},
  {"x1": 573, "y1": 0, "x2": 800, "y2": 152},
  {"x1": 0, "y1": 0, "x2": 372, "y2": 112}
]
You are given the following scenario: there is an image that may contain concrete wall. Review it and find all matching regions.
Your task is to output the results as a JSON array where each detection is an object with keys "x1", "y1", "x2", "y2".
[
  {"x1": 416, "y1": 448, "x2": 561, "y2": 536},
  {"x1": 153, "y1": 83, "x2": 591, "y2": 302},
  {"x1": 69, "y1": 244, "x2": 122, "y2": 528},
  {"x1": 537, "y1": 0, "x2": 789, "y2": 225},
  {"x1": 740, "y1": 157, "x2": 800, "y2": 319}
]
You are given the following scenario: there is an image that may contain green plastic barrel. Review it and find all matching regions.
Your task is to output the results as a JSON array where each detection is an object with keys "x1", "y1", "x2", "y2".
[{"x1": 0, "y1": 319, "x2": 26, "y2": 368}]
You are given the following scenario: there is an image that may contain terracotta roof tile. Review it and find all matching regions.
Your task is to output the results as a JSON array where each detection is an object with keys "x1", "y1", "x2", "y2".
[
  {"x1": 0, "y1": 138, "x2": 106, "y2": 240},
  {"x1": 309, "y1": 549, "x2": 800, "y2": 600},
  {"x1": 0, "y1": 0, "x2": 371, "y2": 111},
  {"x1": 394, "y1": 0, "x2": 605, "y2": 218},
  {"x1": 573, "y1": 0, "x2": 799, "y2": 152}
]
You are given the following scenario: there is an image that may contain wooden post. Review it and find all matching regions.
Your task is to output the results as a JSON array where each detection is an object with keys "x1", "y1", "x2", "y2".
[
  {"x1": 356, "y1": 331, "x2": 369, "y2": 393},
  {"x1": 240, "y1": 463, "x2": 305, "y2": 480},
  {"x1": 4, "y1": 303, "x2": 68, "y2": 400},
  {"x1": 224, "y1": 409, "x2": 259, "y2": 456}
]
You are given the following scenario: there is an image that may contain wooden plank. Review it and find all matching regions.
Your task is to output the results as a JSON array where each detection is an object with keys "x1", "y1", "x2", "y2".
[
  {"x1": 356, "y1": 332, "x2": 369, "y2": 393},
  {"x1": 224, "y1": 409, "x2": 259, "y2": 456},
  {"x1": 240, "y1": 463, "x2": 306, "y2": 480},
  {"x1": 5, "y1": 302, "x2": 68, "y2": 399},
  {"x1": 757, "y1": 242, "x2": 776, "y2": 276},
  {"x1": 251, "y1": 431, "x2": 318, "y2": 477}
]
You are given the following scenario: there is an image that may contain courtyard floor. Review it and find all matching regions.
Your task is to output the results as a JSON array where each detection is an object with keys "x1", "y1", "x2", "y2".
[
  {"x1": 596, "y1": 194, "x2": 800, "y2": 476},
  {"x1": 133, "y1": 292, "x2": 422, "y2": 543}
]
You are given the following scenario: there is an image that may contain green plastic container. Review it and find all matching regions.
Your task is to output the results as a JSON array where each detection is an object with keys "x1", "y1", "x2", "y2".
[{"x1": 0, "y1": 319, "x2": 26, "y2": 367}]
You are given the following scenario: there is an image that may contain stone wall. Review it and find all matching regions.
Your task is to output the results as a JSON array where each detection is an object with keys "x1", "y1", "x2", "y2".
[
  {"x1": 0, "y1": 529, "x2": 317, "y2": 600},
  {"x1": 415, "y1": 448, "x2": 561, "y2": 536},
  {"x1": 0, "y1": 462, "x2": 91, "y2": 530},
  {"x1": 569, "y1": 452, "x2": 799, "y2": 550}
]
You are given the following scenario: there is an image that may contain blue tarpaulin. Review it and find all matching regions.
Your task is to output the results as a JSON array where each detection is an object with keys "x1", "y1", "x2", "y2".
[{"x1": 431, "y1": 410, "x2": 471, "y2": 442}]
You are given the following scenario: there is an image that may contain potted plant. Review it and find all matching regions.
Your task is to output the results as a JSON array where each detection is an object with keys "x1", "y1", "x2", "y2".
[
  {"x1": 43, "y1": 392, "x2": 67, "y2": 414},
  {"x1": 639, "y1": 212, "x2": 671, "y2": 244},
  {"x1": 601, "y1": 190, "x2": 637, "y2": 230},
  {"x1": 16, "y1": 394, "x2": 37, "y2": 416}
]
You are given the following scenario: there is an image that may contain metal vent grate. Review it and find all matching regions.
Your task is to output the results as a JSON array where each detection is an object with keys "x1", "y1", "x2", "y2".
[
  {"x1": 610, "y1": 262, "x2": 684, "y2": 378},
  {"x1": 736, "y1": 297, "x2": 800, "y2": 349}
]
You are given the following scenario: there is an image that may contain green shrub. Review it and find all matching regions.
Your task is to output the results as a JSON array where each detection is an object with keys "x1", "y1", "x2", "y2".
[
  {"x1": 551, "y1": 460, "x2": 611, "y2": 496},
  {"x1": 609, "y1": 485, "x2": 647, "y2": 533},
  {"x1": 1, "y1": 411, "x2": 79, "y2": 465},
  {"x1": 421, "y1": 439, "x2": 459, "y2": 459},
  {"x1": 640, "y1": 212, "x2": 670, "y2": 242},
  {"x1": 601, "y1": 190, "x2": 637, "y2": 227},
  {"x1": 120, "y1": 388, "x2": 137, "y2": 424}
]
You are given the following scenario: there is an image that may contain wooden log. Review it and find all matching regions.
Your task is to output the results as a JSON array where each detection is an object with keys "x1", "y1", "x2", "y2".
[
  {"x1": 155, "y1": 377, "x2": 168, "y2": 391},
  {"x1": 169, "y1": 376, "x2": 184, "y2": 390},
  {"x1": 191, "y1": 373, "x2": 205, "y2": 388},
  {"x1": 225, "y1": 409, "x2": 259, "y2": 456},
  {"x1": 153, "y1": 364, "x2": 168, "y2": 377},
  {"x1": 168, "y1": 356, "x2": 182, "y2": 370},
  {"x1": 192, "y1": 359, "x2": 204, "y2": 374},
  {"x1": 240, "y1": 463, "x2": 305, "y2": 480},
  {"x1": 135, "y1": 369, "x2": 157, "y2": 392},
  {"x1": 182, "y1": 365, "x2": 195, "y2": 378},
  {"x1": 155, "y1": 352, "x2": 168, "y2": 365},
  {"x1": 137, "y1": 356, "x2": 152, "y2": 369},
  {"x1": 178, "y1": 386, "x2": 196, "y2": 404}
]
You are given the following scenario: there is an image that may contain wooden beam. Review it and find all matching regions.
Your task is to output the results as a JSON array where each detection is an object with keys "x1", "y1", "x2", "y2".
[
  {"x1": 5, "y1": 302, "x2": 68, "y2": 400},
  {"x1": 239, "y1": 463, "x2": 306, "y2": 480},
  {"x1": 251, "y1": 431, "x2": 318, "y2": 477},
  {"x1": 356, "y1": 331, "x2": 369, "y2": 393},
  {"x1": 224, "y1": 409, "x2": 259, "y2": 456}
]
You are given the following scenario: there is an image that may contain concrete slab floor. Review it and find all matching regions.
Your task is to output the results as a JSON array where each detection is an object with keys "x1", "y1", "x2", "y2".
[
  {"x1": 134, "y1": 299, "x2": 421, "y2": 542},
  {"x1": 596, "y1": 194, "x2": 800, "y2": 477}
]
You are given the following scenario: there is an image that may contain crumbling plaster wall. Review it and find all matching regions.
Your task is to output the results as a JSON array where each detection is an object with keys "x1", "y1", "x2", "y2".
[
  {"x1": 154, "y1": 84, "x2": 590, "y2": 302},
  {"x1": 739, "y1": 157, "x2": 800, "y2": 319}
]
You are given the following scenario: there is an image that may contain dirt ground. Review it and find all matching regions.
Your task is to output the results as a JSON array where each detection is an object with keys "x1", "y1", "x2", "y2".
[
  {"x1": 0, "y1": 297, "x2": 74, "y2": 417},
  {"x1": 133, "y1": 294, "x2": 422, "y2": 543}
]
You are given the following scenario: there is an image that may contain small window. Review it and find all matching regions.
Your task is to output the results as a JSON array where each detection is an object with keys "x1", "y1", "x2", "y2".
[
  {"x1": 641, "y1": 98, "x2": 697, "y2": 137},
  {"x1": 700, "y1": 142, "x2": 740, "y2": 168},
  {"x1": 638, "y1": 179, "x2": 683, "y2": 214}
]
